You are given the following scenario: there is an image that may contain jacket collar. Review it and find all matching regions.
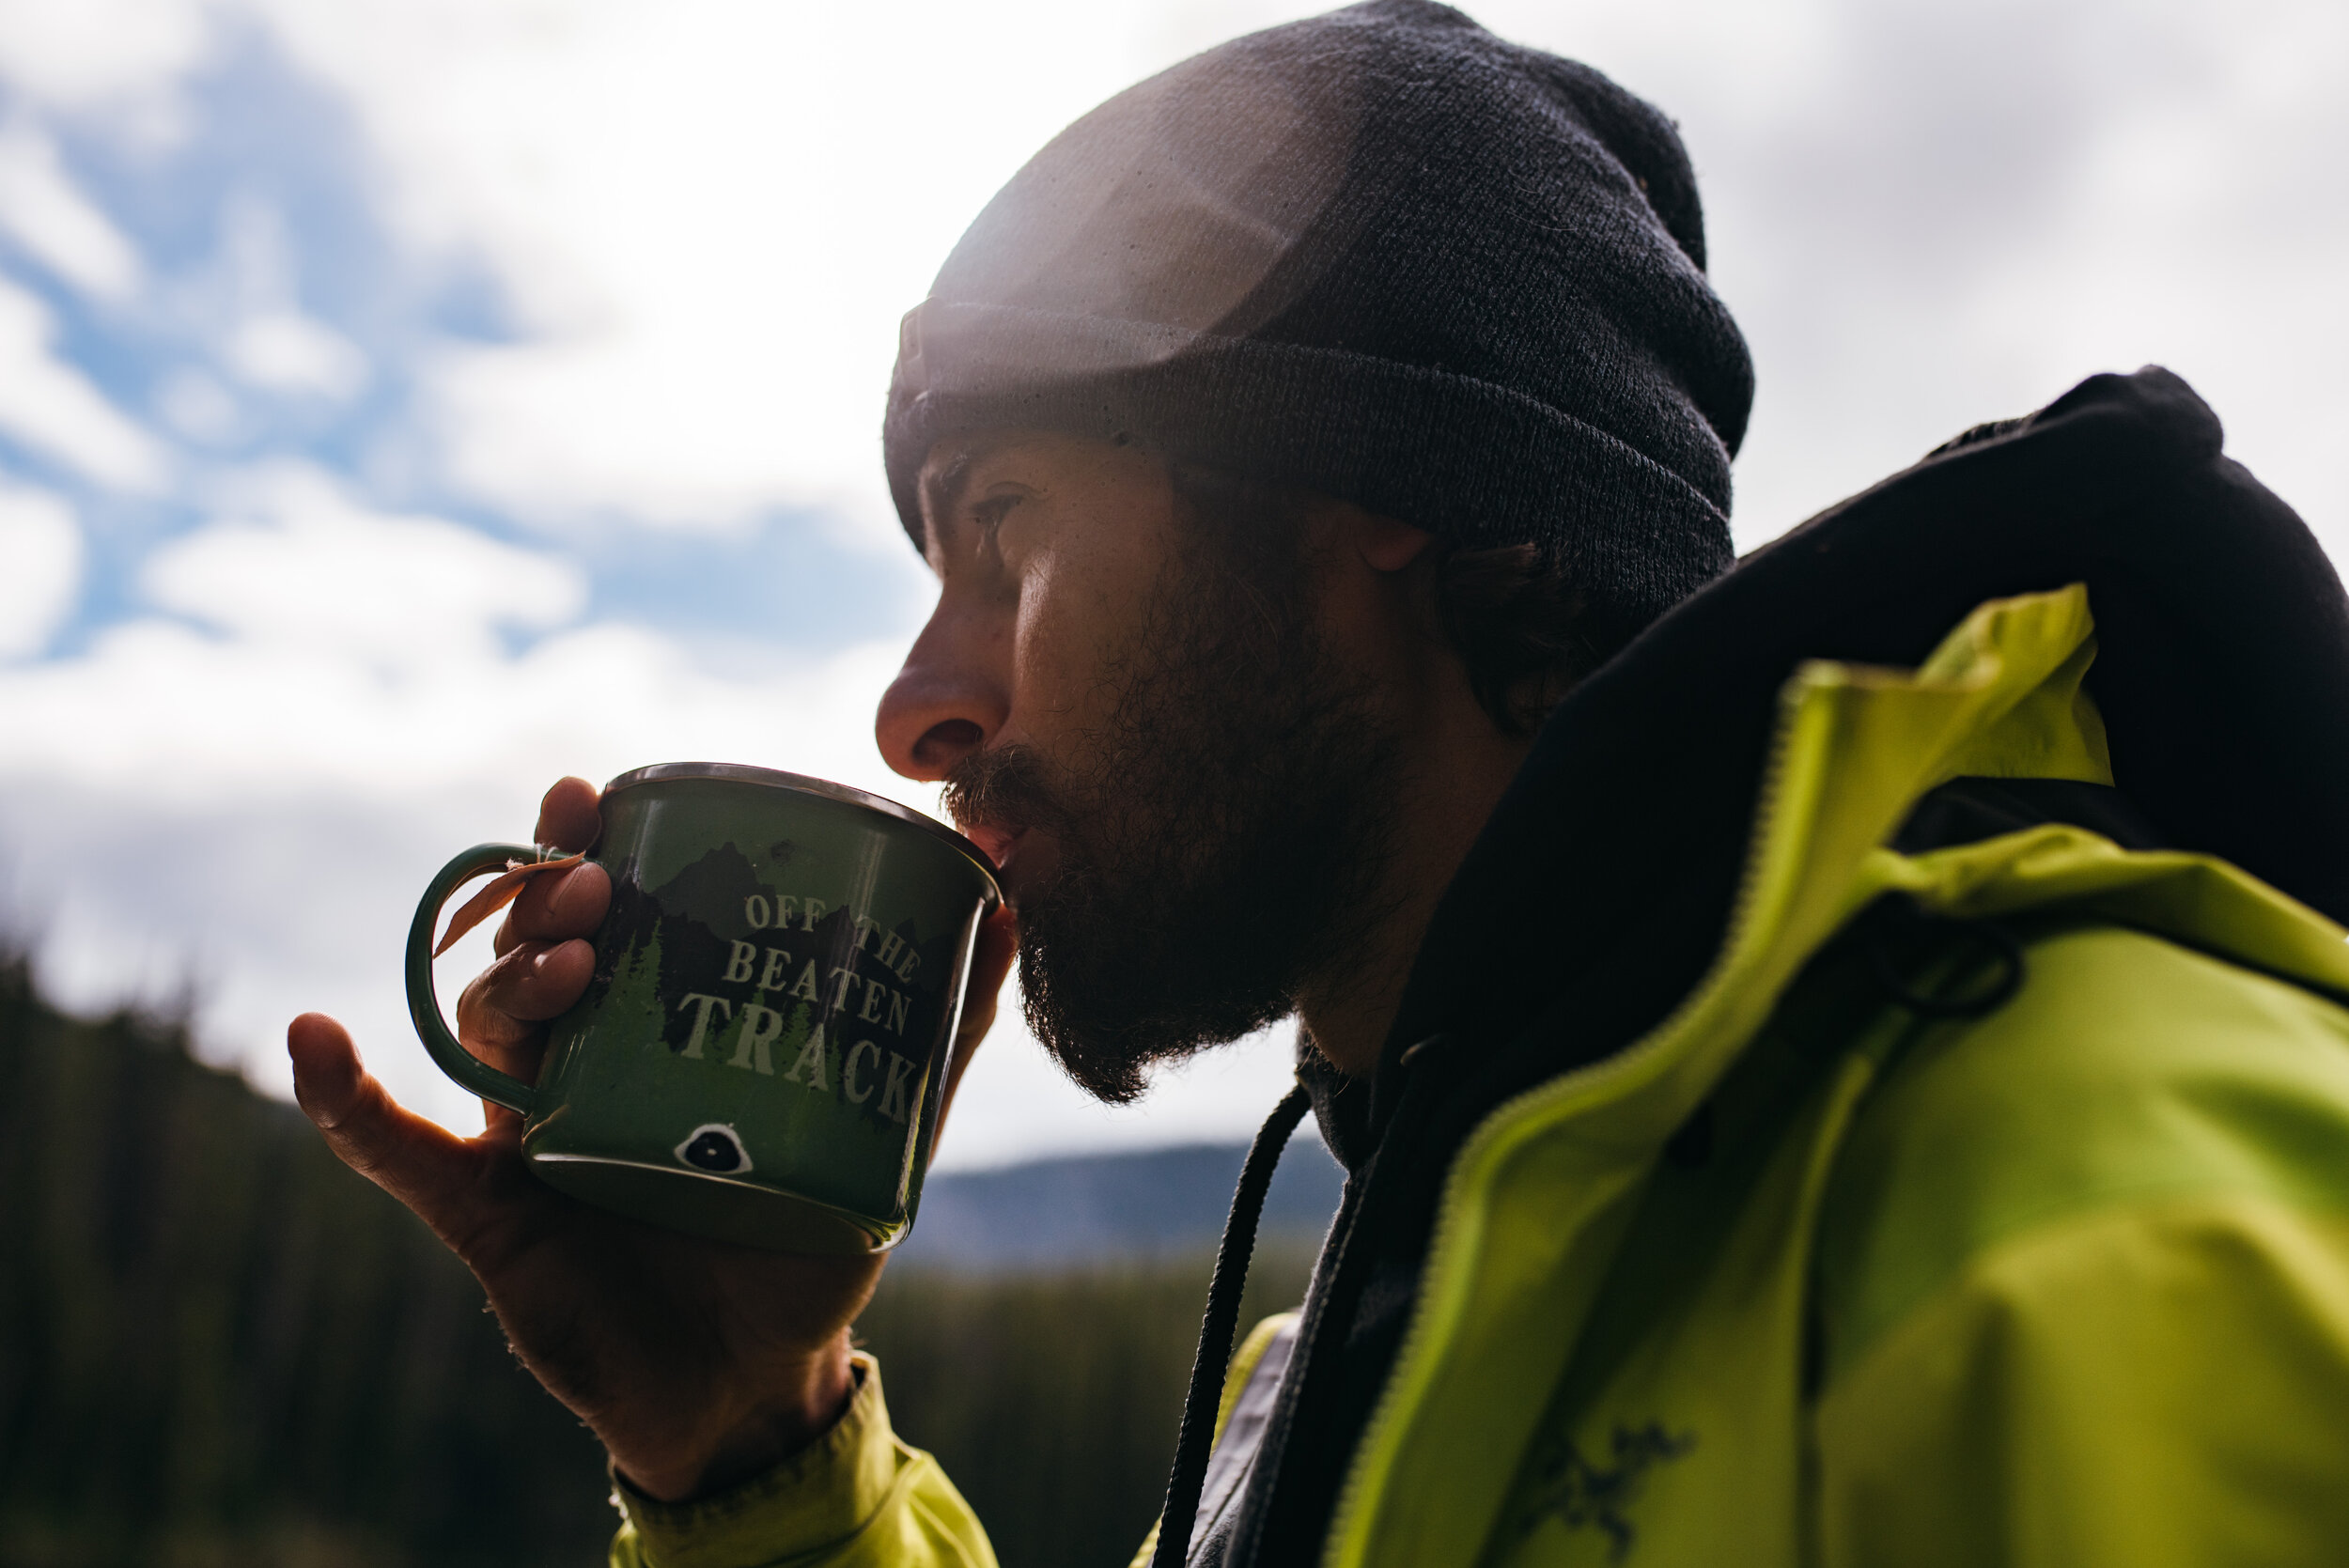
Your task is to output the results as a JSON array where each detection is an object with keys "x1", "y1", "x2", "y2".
[{"x1": 1319, "y1": 366, "x2": 2349, "y2": 1167}]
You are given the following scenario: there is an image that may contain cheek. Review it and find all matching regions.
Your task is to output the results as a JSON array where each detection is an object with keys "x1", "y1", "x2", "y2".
[
  {"x1": 995, "y1": 457, "x2": 1185, "y2": 747},
  {"x1": 1007, "y1": 550, "x2": 1150, "y2": 738},
  {"x1": 1008, "y1": 557, "x2": 1093, "y2": 729}
]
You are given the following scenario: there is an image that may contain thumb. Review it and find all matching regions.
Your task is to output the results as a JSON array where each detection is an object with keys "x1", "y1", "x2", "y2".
[
  {"x1": 955, "y1": 907, "x2": 1020, "y2": 1046},
  {"x1": 973, "y1": 904, "x2": 1020, "y2": 989},
  {"x1": 936, "y1": 908, "x2": 1019, "y2": 1141},
  {"x1": 288, "y1": 1012, "x2": 492, "y2": 1241}
]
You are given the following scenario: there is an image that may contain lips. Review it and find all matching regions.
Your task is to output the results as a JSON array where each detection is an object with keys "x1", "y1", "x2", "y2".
[{"x1": 957, "y1": 820, "x2": 1024, "y2": 871}]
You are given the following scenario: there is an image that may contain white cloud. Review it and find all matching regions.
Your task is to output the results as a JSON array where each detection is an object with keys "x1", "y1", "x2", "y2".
[
  {"x1": 153, "y1": 365, "x2": 243, "y2": 442},
  {"x1": 240, "y1": 0, "x2": 1213, "y2": 536},
  {"x1": 146, "y1": 462, "x2": 582, "y2": 665},
  {"x1": 227, "y1": 311, "x2": 366, "y2": 399},
  {"x1": 0, "y1": 478, "x2": 81, "y2": 657},
  {"x1": 0, "y1": 116, "x2": 143, "y2": 297},
  {"x1": 0, "y1": 0, "x2": 210, "y2": 115},
  {"x1": 206, "y1": 196, "x2": 370, "y2": 402},
  {"x1": 0, "y1": 277, "x2": 166, "y2": 488}
]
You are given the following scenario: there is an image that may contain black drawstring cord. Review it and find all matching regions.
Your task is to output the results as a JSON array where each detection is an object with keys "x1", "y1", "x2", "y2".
[{"x1": 1151, "y1": 1082, "x2": 1313, "y2": 1568}]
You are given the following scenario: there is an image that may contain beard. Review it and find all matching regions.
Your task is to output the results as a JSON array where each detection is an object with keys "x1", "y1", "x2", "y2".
[{"x1": 941, "y1": 527, "x2": 1405, "y2": 1104}]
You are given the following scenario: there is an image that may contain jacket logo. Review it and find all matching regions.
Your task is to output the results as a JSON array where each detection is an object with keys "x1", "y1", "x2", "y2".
[{"x1": 1513, "y1": 1421, "x2": 1696, "y2": 1561}]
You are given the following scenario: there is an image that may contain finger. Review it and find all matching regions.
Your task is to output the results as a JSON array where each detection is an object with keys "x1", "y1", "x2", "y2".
[
  {"x1": 459, "y1": 938, "x2": 596, "y2": 1064},
  {"x1": 486, "y1": 937, "x2": 598, "y2": 1021},
  {"x1": 536, "y1": 776, "x2": 602, "y2": 853},
  {"x1": 955, "y1": 907, "x2": 1019, "y2": 1048},
  {"x1": 503, "y1": 861, "x2": 611, "y2": 947},
  {"x1": 288, "y1": 1012, "x2": 490, "y2": 1234},
  {"x1": 456, "y1": 957, "x2": 542, "y2": 1056}
]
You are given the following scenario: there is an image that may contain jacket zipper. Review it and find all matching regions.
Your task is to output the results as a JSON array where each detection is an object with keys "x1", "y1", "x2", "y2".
[{"x1": 1319, "y1": 678, "x2": 1820, "y2": 1568}]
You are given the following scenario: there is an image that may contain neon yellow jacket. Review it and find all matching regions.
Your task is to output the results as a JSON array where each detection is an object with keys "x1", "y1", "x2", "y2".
[{"x1": 613, "y1": 584, "x2": 2349, "y2": 1566}]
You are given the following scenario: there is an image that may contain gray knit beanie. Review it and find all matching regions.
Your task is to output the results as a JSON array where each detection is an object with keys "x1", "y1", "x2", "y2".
[{"x1": 884, "y1": 0, "x2": 1754, "y2": 643}]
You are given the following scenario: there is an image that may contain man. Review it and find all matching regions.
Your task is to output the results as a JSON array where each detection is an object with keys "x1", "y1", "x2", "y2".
[{"x1": 288, "y1": 3, "x2": 2349, "y2": 1564}]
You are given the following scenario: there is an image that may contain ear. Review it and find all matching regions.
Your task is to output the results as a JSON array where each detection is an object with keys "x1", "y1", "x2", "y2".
[{"x1": 1324, "y1": 500, "x2": 1433, "y2": 573}]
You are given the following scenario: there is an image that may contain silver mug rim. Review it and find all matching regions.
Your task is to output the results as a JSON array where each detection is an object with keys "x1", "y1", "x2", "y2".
[{"x1": 601, "y1": 760, "x2": 1003, "y2": 906}]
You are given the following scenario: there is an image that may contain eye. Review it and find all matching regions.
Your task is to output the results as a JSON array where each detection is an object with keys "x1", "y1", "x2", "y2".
[{"x1": 972, "y1": 494, "x2": 1019, "y2": 536}]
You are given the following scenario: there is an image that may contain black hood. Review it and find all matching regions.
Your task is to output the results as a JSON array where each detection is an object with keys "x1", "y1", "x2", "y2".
[
  {"x1": 1223, "y1": 366, "x2": 2349, "y2": 1566},
  {"x1": 1389, "y1": 364, "x2": 2349, "y2": 1109}
]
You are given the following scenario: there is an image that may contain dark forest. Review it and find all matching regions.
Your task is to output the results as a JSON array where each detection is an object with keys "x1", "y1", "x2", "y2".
[{"x1": 0, "y1": 958, "x2": 1315, "y2": 1567}]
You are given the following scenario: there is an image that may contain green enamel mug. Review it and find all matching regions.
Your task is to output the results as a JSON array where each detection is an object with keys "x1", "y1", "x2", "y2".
[{"x1": 405, "y1": 762, "x2": 1002, "y2": 1255}]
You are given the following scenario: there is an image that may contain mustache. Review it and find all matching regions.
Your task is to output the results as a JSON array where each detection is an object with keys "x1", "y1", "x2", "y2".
[{"x1": 939, "y1": 743, "x2": 1067, "y2": 838}]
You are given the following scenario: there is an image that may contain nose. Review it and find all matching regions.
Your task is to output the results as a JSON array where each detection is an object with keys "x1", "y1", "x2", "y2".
[{"x1": 877, "y1": 599, "x2": 1008, "y2": 782}]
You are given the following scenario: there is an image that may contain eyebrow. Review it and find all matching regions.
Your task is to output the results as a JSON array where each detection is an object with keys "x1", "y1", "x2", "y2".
[
  {"x1": 919, "y1": 451, "x2": 979, "y2": 555},
  {"x1": 917, "y1": 437, "x2": 1017, "y2": 556}
]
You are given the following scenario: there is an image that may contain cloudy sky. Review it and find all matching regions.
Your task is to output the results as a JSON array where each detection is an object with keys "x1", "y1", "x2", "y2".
[{"x1": 0, "y1": 0, "x2": 2341, "y2": 1169}]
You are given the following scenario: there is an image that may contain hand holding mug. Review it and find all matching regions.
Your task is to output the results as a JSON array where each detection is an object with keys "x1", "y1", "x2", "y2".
[{"x1": 288, "y1": 772, "x2": 1016, "y2": 1501}]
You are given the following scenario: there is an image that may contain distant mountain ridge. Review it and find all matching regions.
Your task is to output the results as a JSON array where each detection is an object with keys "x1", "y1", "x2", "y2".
[{"x1": 901, "y1": 1133, "x2": 1345, "y2": 1268}]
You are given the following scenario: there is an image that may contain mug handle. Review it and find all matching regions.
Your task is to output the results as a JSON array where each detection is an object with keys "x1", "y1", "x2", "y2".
[{"x1": 404, "y1": 842, "x2": 550, "y2": 1116}]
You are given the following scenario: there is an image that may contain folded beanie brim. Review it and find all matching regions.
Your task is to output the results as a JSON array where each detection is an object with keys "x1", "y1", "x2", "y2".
[{"x1": 889, "y1": 302, "x2": 1733, "y2": 635}]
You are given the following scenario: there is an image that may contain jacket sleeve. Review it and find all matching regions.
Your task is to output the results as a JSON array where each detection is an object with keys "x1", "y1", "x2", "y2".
[
  {"x1": 1812, "y1": 1194, "x2": 2349, "y2": 1568},
  {"x1": 608, "y1": 1353, "x2": 996, "y2": 1568}
]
